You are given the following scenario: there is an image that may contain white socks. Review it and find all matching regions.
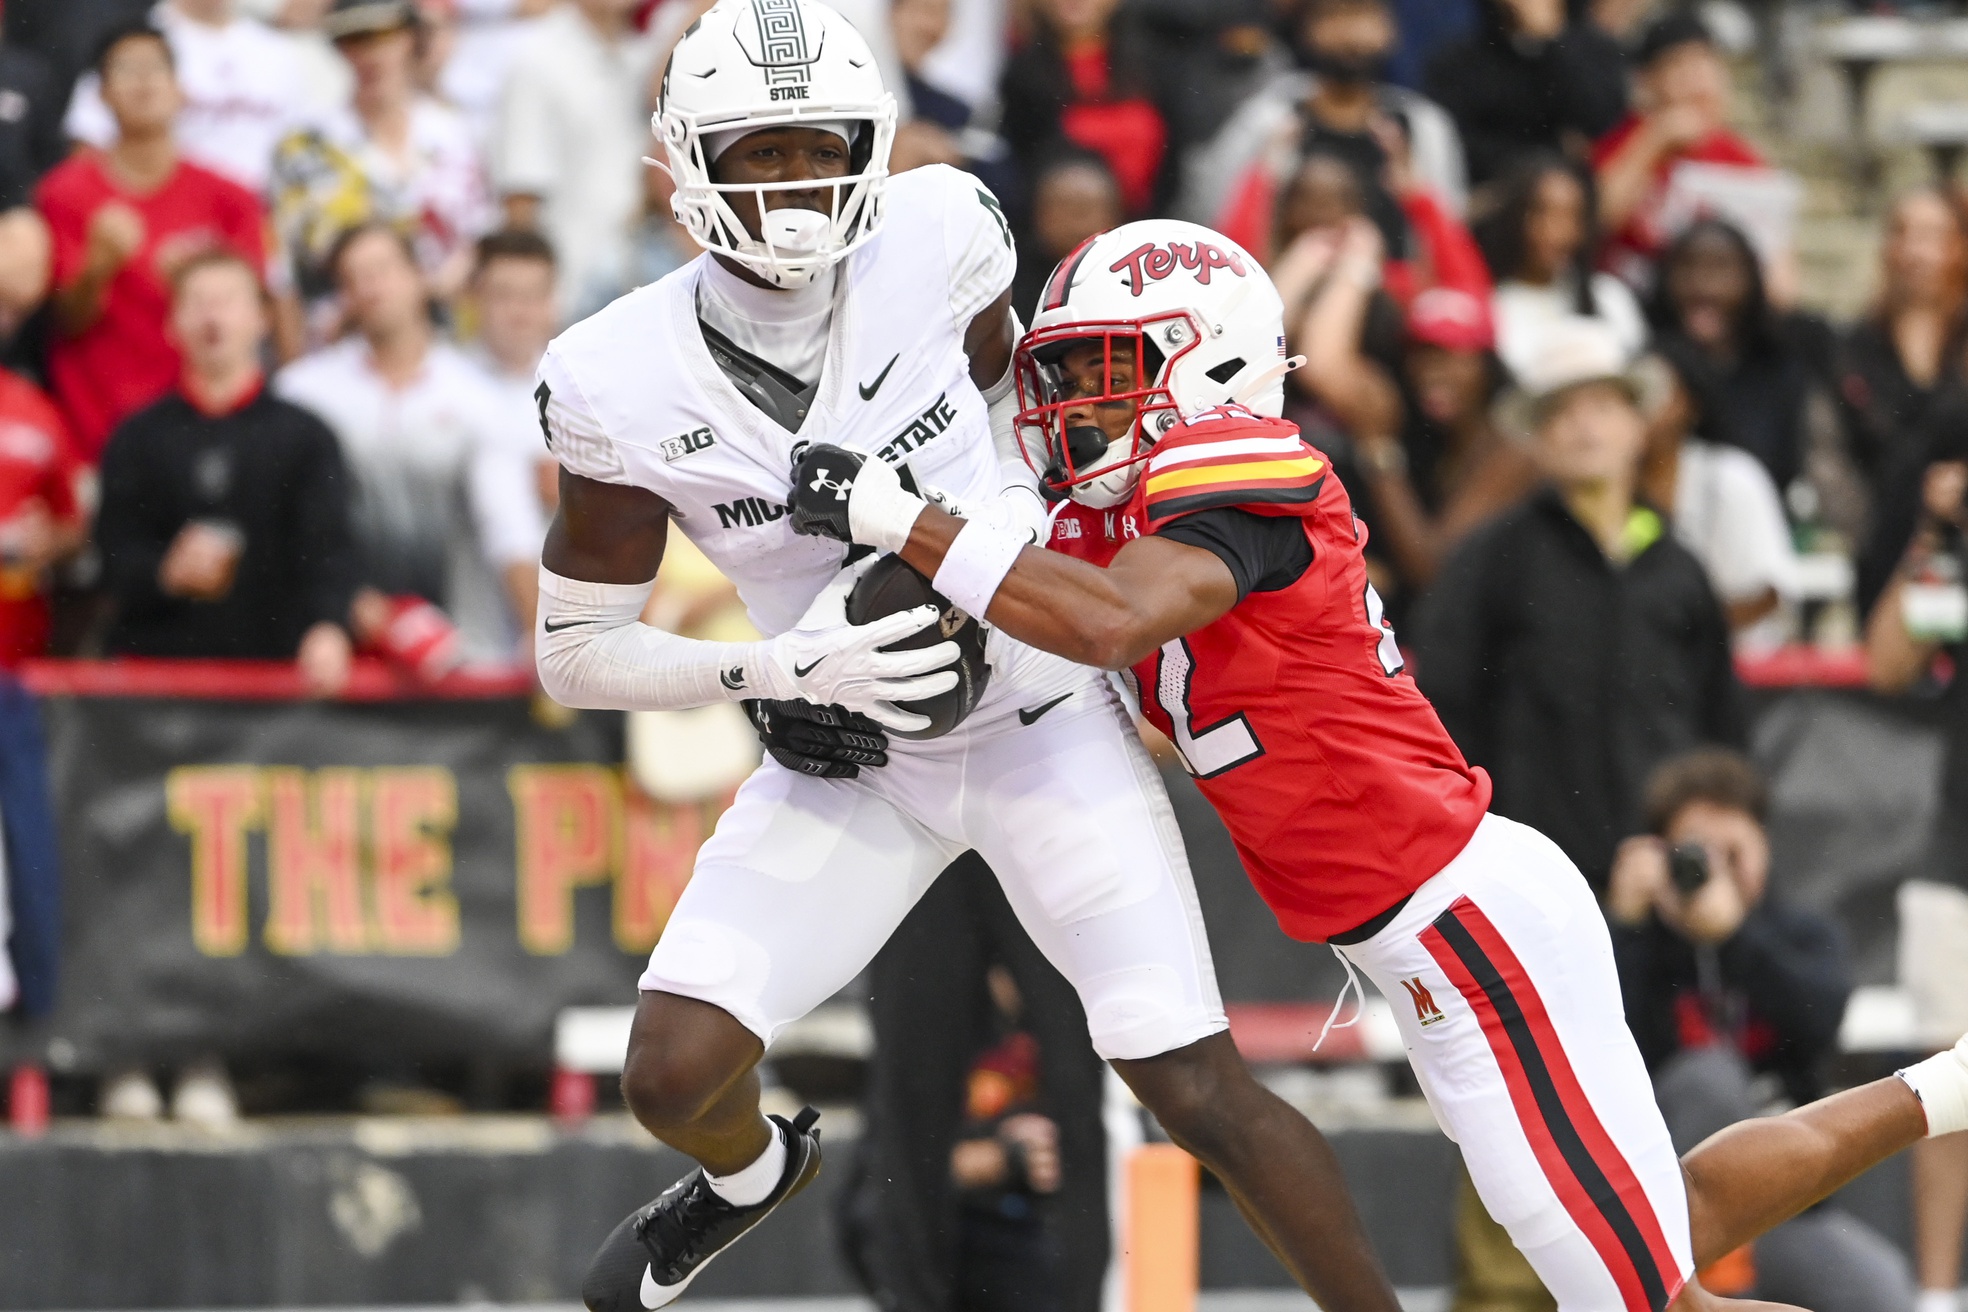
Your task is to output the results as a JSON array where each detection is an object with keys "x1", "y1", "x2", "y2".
[
  {"x1": 1914, "y1": 1290, "x2": 1962, "y2": 1312},
  {"x1": 706, "y1": 1120, "x2": 786, "y2": 1207},
  {"x1": 1898, "y1": 1035, "x2": 1968, "y2": 1139}
]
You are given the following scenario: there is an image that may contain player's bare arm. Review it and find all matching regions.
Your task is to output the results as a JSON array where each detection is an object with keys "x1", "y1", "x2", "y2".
[
  {"x1": 898, "y1": 506, "x2": 1237, "y2": 670},
  {"x1": 964, "y1": 287, "x2": 1016, "y2": 388},
  {"x1": 543, "y1": 470, "x2": 672, "y2": 584}
]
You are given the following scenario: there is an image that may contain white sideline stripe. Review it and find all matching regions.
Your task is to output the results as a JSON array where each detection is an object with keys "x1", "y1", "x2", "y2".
[{"x1": 1147, "y1": 436, "x2": 1306, "y2": 472}]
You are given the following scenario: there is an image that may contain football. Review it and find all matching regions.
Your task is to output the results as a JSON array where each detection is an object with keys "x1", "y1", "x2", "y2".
[{"x1": 844, "y1": 553, "x2": 993, "y2": 740}]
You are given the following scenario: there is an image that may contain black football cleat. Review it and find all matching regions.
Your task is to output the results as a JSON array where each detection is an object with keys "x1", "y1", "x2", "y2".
[{"x1": 581, "y1": 1107, "x2": 823, "y2": 1311}]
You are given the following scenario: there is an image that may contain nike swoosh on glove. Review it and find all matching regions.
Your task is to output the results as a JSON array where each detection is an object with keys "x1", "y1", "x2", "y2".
[
  {"x1": 747, "y1": 555, "x2": 958, "y2": 733},
  {"x1": 788, "y1": 443, "x2": 926, "y2": 553}
]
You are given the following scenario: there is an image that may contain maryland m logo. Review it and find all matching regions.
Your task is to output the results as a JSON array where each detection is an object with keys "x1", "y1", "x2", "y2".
[{"x1": 1402, "y1": 976, "x2": 1446, "y2": 1028}]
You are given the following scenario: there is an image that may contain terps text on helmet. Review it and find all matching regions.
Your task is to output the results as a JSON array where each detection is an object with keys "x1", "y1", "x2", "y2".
[{"x1": 1109, "y1": 241, "x2": 1248, "y2": 297}]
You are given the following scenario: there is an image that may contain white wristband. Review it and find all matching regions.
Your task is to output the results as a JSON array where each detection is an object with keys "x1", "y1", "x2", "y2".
[
  {"x1": 847, "y1": 453, "x2": 929, "y2": 554},
  {"x1": 932, "y1": 518, "x2": 1028, "y2": 618},
  {"x1": 1898, "y1": 1038, "x2": 1968, "y2": 1138}
]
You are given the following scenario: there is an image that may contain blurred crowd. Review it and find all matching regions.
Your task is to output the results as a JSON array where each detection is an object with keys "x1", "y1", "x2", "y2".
[
  {"x1": 0, "y1": 0, "x2": 1964, "y2": 1307},
  {"x1": 0, "y1": 0, "x2": 1944, "y2": 683}
]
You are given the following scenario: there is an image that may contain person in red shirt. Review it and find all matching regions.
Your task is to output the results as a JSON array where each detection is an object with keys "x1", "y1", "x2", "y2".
[
  {"x1": 0, "y1": 360, "x2": 82, "y2": 1025},
  {"x1": 1590, "y1": 15, "x2": 1763, "y2": 292},
  {"x1": 998, "y1": 0, "x2": 1170, "y2": 218},
  {"x1": 788, "y1": 219, "x2": 1968, "y2": 1312},
  {"x1": 37, "y1": 21, "x2": 269, "y2": 463},
  {"x1": 0, "y1": 367, "x2": 84, "y2": 667}
]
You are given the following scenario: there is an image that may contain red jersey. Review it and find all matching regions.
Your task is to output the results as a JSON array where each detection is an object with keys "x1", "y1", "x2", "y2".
[
  {"x1": 38, "y1": 152, "x2": 269, "y2": 461},
  {"x1": 1050, "y1": 407, "x2": 1491, "y2": 941},
  {"x1": 1589, "y1": 114, "x2": 1764, "y2": 284},
  {"x1": 0, "y1": 370, "x2": 81, "y2": 667}
]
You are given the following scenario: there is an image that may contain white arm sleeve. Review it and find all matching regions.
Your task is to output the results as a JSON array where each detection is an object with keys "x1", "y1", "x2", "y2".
[{"x1": 535, "y1": 567, "x2": 758, "y2": 712}]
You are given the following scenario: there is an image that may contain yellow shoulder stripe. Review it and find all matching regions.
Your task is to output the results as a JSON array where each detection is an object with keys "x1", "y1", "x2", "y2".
[{"x1": 1144, "y1": 455, "x2": 1324, "y2": 496}]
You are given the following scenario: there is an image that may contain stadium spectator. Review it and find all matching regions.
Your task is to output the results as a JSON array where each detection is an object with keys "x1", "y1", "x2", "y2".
[
  {"x1": 893, "y1": 0, "x2": 969, "y2": 133},
  {"x1": 490, "y1": 0, "x2": 655, "y2": 322},
  {"x1": 1424, "y1": 0, "x2": 1627, "y2": 188},
  {"x1": 275, "y1": 222, "x2": 537, "y2": 663},
  {"x1": 0, "y1": 354, "x2": 85, "y2": 1029},
  {"x1": 439, "y1": 0, "x2": 555, "y2": 146},
  {"x1": 998, "y1": 0, "x2": 1172, "y2": 219},
  {"x1": 1863, "y1": 430, "x2": 1968, "y2": 1312},
  {"x1": 1476, "y1": 151, "x2": 1648, "y2": 377},
  {"x1": 889, "y1": 0, "x2": 1019, "y2": 196},
  {"x1": 462, "y1": 228, "x2": 555, "y2": 635},
  {"x1": 1, "y1": 0, "x2": 151, "y2": 107},
  {"x1": 1640, "y1": 334, "x2": 1799, "y2": 642},
  {"x1": 1009, "y1": 146, "x2": 1122, "y2": 320},
  {"x1": 38, "y1": 20, "x2": 269, "y2": 462},
  {"x1": 1414, "y1": 317, "x2": 1745, "y2": 893},
  {"x1": 0, "y1": 22, "x2": 63, "y2": 211},
  {"x1": 1592, "y1": 13, "x2": 1762, "y2": 291},
  {"x1": 1179, "y1": 0, "x2": 1468, "y2": 261},
  {"x1": 1836, "y1": 188, "x2": 1968, "y2": 530},
  {"x1": 1648, "y1": 218, "x2": 1846, "y2": 507},
  {"x1": 1127, "y1": 0, "x2": 1274, "y2": 170},
  {"x1": 63, "y1": 0, "x2": 325, "y2": 195},
  {"x1": 1606, "y1": 748, "x2": 1917, "y2": 1309},
  {"x1": 269, "y1": 0, "x2": 491, "y2": 320},
  {"x1": 96, "y1": 248, "x2": 354, "y2": 688},
  {"x1": 1384, "y1": 0, "x2": 1473, "y2": 91},
  {"x1": 839, "y1": 854, "x2": 1105, "y2": 1312},
  {"x1": 1286, "y1": 218, "x2": 1534, "y2": 608}
]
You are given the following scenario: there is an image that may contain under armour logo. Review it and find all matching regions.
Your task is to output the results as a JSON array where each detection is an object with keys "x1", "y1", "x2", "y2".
[
  {"x1": 1401, "y1": 977, "x2": 1445, "y2": 1028},
  {"x1": 807, "y1": 469, "x2": 853, "y2": 501}
]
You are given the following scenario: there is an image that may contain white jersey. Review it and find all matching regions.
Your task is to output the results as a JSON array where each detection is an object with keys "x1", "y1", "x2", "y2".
[{"x1": 537, "y1": 165, "x2": 1072, "y2": 714}]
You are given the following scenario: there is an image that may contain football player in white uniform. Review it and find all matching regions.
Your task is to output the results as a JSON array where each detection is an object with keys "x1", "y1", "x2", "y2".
[{"x1": 534, "y1": 3, "x2": 1407, "y2": 1310}]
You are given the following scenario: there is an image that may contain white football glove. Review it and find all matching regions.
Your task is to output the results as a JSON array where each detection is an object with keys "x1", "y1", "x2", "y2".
[{"x1": 749, "y1": 558, "x2": 960, "y2": 733}]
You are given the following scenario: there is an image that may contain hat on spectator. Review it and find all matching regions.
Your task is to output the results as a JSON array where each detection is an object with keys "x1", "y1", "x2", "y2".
[
  {"x1": 1636, "y1": 13, "x2": 1713, "y2": 68},
  {"x1": 1504, "y1": 316, "x2": 1646, "y2": 430},
  {"x1": 1407, "y1": 288, "x2": 1494, "y2": 353},
  {"x1": 322, "y1": 0, "x2": 419, "y2": 41}
]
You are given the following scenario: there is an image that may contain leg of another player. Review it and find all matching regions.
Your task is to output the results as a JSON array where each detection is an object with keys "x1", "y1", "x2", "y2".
[
  {"x1": 1112, "y1": 1032, "x2": 1404, "y2": 1312},
  {"x1": 621, "y1": 989, "x2": 773, "y2": 1175},
  {"x1": 1677, "y1": 1077, "x2": 1928, "y2": 1268},
  {"x1": 1913, "y1": 1132, "x2": 1968, "y2": 1306}
]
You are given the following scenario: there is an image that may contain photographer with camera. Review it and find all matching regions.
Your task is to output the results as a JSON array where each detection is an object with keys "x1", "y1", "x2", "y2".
[{"x1": 1606, "y1": 747, "x2": 1917, "y2": 1309}]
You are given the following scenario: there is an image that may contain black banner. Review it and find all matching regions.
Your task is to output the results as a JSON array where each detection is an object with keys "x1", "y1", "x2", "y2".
[{"x1": 9, "y1": 694, "x2": 733, "y2": 1069}]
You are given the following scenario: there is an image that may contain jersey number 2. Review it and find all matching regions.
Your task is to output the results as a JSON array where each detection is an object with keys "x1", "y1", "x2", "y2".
[
  {"x1": 1148, "y1": 587, "x2": 1402, "y2": 778},
  {"x1": 1151, "y1": 639, "x2": 1263, "y2": 779}
]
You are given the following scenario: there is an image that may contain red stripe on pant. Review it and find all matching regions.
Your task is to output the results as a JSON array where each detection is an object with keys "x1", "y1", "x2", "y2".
[{"x1": 1421, "y1": 896, "x2": 1685, "y2": 1311}]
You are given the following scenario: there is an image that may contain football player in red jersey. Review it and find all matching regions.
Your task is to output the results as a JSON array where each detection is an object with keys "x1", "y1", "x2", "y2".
[{"x1": 788, "y1": 220, "x2": 1968, "y2": 1312}]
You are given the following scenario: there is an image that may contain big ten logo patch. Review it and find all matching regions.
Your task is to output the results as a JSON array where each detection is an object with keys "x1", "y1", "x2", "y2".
[
  {"x1": 1109, "y1": 240, "x2": 1248, "y2": 297},
  {"x1": 1052, "y1": 516, "x2": 1083, "y2": 542},
  {"x1": 662, "y1": 426, "x2": 716, "y2": 462}
]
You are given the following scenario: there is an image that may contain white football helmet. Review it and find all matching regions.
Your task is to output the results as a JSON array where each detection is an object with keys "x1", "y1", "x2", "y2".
[
  {"x1": 653, "y1": 0, "x2": 898, "y2": 288},
  {"x1": 1014, "y1": 220, "x2": 1302, "y2": 508}
]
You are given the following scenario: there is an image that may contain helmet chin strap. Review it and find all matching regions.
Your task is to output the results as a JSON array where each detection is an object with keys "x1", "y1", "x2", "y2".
[{"x1": 1227, "y1": 355, "x2": 1307, "y2": 408}]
